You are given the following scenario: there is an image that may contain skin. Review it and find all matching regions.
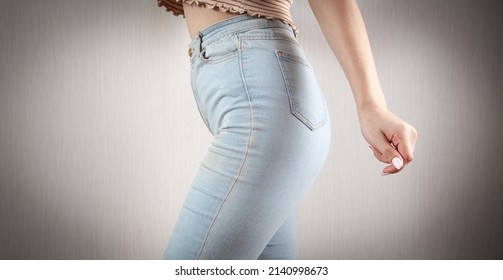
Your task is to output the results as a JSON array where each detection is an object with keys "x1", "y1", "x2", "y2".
[
  {"x1": 183, "y1": 2, "x2": 237, "y2": 38},
  {"x1": 182, "y1": 0, "x2": 417, "y2": 175},
  {"x1": 308, "y1": 0, "x2": 417, "y2": 175}
]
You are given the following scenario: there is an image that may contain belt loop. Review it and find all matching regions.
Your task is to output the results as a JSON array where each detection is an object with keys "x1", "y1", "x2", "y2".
[
  {"x1": 189, "y1": 31, "x2": 203, "y2": 58},
  {"x1": 197, "y1": 31, "x2": 203, "y2": 53}
]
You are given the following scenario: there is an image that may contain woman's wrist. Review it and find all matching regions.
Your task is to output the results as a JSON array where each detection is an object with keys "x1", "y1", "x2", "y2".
[{"x1": 354, "y1": 88, "x2": 388, "y2": 118}]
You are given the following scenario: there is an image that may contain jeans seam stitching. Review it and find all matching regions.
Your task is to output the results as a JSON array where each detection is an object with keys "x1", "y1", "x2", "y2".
[{"x1": 196, "y1": 39, "x2": 254, "y2": 259}]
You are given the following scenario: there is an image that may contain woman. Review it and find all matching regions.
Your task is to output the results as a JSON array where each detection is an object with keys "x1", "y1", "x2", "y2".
[{"x1": 158, "y1": 0, "x2": 417, "y2": 259}]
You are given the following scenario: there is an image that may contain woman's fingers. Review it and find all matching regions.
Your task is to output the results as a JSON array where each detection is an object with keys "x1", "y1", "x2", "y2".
[
  {"x1": 369, "y1": 145, "x2": 397, "y2": 175},
  {"x1": 359, "y1": 108, "x2": 417, "y2": 175},
  {"x1": 395, "y1": 132, "x2": 415, "y2": 165},
  {"x1": 368, "y1": 139, "x2": 404, "y2": 175},
  {"x1": 368, "y1": 124, "x2": 417, "y2": 175}
]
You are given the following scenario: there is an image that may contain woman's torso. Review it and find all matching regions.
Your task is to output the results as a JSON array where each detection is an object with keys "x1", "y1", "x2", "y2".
[{"x1": 183, "y1": 2, "x2": 239, "y2": 38}]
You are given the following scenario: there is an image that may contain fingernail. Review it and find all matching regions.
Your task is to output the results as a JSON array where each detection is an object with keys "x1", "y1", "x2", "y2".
[
  {"x1": 368, "y1": 145, "x2": 373, "y2": 151},
  {"x1": 381, "y1": 172, "x2": 391, "y2": 176},
  {"x1": 392, "y1": 157, "x2": 403, "y2": 170}
]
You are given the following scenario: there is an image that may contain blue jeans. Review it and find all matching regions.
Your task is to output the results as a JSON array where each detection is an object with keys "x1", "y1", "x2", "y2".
[{"x1": 163, "y1": 14, "x2": 331, "y2": 260}]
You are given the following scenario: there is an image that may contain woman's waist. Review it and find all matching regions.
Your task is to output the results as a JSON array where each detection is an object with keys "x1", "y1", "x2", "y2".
[
  {"x1": 183, "y1": 2, "x2": 239, "y2": 38},
  {"x1": 188, "y1": 16, "x2": 295, "y2": 57}
]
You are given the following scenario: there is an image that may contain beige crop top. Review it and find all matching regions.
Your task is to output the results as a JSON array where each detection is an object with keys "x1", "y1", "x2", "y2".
[{"x1": 157, "y1": 0, "x2": 297, "y2": 34}]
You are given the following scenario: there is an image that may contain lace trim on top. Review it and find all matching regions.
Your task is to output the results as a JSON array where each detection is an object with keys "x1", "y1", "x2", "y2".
[{"x1": 157, "y1": 0, "x2": 298, "y2": 35}]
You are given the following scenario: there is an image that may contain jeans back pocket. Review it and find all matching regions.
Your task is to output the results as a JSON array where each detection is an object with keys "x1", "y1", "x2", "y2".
[{"x1": 275, "y1": 50, "x2": 328, "y2": 131}]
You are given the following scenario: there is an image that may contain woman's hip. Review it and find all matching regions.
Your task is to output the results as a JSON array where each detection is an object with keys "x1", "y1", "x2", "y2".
[{"x1": 190, "y1": 29, "x2": 330, "y2": 134}]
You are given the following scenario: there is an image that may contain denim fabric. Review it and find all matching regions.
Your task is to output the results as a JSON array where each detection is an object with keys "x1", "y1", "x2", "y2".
[{"x1": 162, "y1": 14, "x2": 331, "y2": 260}]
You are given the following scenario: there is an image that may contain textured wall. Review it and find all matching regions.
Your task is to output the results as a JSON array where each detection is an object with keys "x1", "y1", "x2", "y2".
[{"x1": 0, "y1": 0, "x2": 501, "y2": 259}]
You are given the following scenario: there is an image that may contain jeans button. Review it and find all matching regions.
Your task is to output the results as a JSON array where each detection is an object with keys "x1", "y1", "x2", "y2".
[{"x1": 188, "y1": 48, "x2": 193, "y2": 57}]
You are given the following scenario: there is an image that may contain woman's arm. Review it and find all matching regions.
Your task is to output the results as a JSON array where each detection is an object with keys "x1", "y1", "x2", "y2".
[{"x1": 308, "y1": 0, "x2": 417, "y2": 175}]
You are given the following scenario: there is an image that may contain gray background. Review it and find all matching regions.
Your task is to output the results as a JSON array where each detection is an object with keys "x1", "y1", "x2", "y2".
[{"x1": 0, "y1": 0, "x2": 501, "y2": 259}]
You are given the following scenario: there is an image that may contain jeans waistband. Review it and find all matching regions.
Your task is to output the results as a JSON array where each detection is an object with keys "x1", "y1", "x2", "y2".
[{"x1": 188, "y1": 14, "x2": 295, "y2": 58}]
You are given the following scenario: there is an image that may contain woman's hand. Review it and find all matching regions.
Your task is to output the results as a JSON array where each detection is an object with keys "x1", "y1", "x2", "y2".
[{"x1": 358, "y1": 107, "x2": 417, "y2": 175}]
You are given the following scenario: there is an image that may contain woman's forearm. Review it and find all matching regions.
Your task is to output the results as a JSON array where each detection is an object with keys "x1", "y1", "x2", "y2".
[{"x1": 308, "y1": 0, "x2": 387, "y2": 114}]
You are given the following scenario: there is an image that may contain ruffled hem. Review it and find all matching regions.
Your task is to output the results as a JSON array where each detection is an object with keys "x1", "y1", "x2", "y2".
[
  {"x1": 157, "y1": 0, "x2": 298, "y2": 35},
  {"x1": 157, "y1": 0, "x2": 183, "y2": 16}
]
